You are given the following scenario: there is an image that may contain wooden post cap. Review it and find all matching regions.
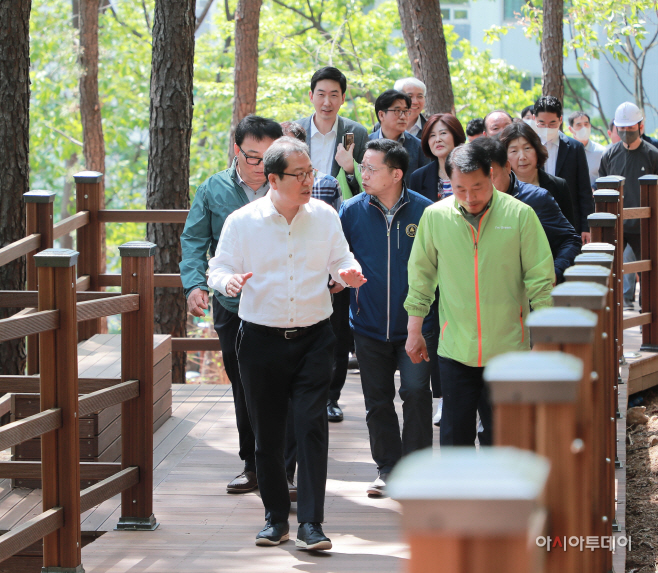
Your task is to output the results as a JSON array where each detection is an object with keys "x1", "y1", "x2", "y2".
[
  {"x1": 586, "y1": 213, "x2": 617, "y2": 228},
  {"x1": 582, "y1": 242, "x2": 615, "y2": 256},
  {"x1": 388, "y1": 447, "x2": 550, "y2": 534},
  {"x1": 595, "y1": 176, "x2": 625, "y2": 190},
  {"x1": 574, "y1": 252, "x2": 614, "y2": 269},
  {"x1": 118, "y1": 241, "x2": 157, "y2": 257},
  {"x1": 593, "y1": 190, "x2": 620, "y2": 202},
  {"x1": 23, "y1": 190, "x2": 56, "y2": 203},
  {"x1": 552, "y1": 281, "x2": 608, "y2": 310},
  {"x1": 73, "y1": 171, "x2": 103, "y2": 183},
  {"x1": 33, "y1": 248, "x2": 79, "y2": 268},
  {"x1": 526, "y1": 307, "x2": 597, "y2": 344},
  {"x1": 638, "y1": 175, "x2": 658, "y2": 184},
  {"x1": 484, "y1": 351, "x2": 583, "y2": 404},
  {"x1": 563, "y1": 264, "x2": 610, "y2": 286}
]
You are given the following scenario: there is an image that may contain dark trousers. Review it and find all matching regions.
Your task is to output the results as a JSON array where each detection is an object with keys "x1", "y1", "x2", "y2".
[
  {"x1": 624, "y1": 232, "x2": 641, "y2": 303},
  {"x1": 329, "y1": 288, "x2": 352, "y2": 402},
  {"x1": 430, "y1": 300, "x2": 442, "y2": 398},
  {"x1": 353, "y1": 331, "x2": 435, "y2": 474},
  {"x1": 212, "y1": 299, "x2": 296, "y2": 476},
  {"x1": 439, "y1": 356, "x2": 492, "y2": 446},
  {"x1": 237, "y1": 321, "x2": 335, "y2": 524}
]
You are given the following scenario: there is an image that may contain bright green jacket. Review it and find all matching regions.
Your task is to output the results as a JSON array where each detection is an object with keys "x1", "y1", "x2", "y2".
[
  {"x1": 179, "y1": 165, "x2": 249, "y2": 313},
  {"x1": 404, "y1": 188, "x2": 555, "y2": 368}
]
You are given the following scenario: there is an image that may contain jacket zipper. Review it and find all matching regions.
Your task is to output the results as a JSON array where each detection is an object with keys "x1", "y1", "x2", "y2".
[
  {"x1": 465, "y1": 209, "x2": 489, "y2": 367},
  {"x1": 397, "y1": 221, "x2": 400, "y2": 249}
]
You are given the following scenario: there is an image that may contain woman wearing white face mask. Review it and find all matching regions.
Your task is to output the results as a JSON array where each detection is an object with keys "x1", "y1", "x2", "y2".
[{"x1": 567, "y1": 111, "x2": 605, "y2": 188}]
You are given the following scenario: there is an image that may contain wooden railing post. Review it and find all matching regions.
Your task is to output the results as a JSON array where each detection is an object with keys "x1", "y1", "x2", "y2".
[
  {"x1": 74, "y1": 170, "x2": 103, "y2": 341},
  {"x1": 24, "y1": 190, "x2": 56, "y2": 375},
  {"x1": 34, "y1": 248, "x2": 82, "y2": 572},
  {"x1": 117, "y1": 241, "x2": 158, "y2": 531},
  {"x1": 639, "y1": 174, "x2": 658, "y2": 351},
  {"x1": 389, "y1": 447, "x2": 550, "y2": 573}
]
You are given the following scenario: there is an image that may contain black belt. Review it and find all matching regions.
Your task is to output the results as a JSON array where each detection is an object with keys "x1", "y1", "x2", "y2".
[{"x1": 243, "y1": 319, "x2": 329, "y2": 340}]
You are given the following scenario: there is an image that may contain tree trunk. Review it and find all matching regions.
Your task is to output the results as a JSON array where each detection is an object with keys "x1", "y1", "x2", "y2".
[
  {"x1": 146, "y1": 0, "x2": 196, "y2": 385},
  {"x1": 397, "y1": 0, "x2": 454, "y2": 115},
  {"x1": 227, "y1": 0, "x2": 262, "y2": 163},
  {"x1": 541, "y1": 0, "x2": 564, "y2": 102},
  {"x1": 0, "y1": 0, "x2": 30, "y2": 375}
]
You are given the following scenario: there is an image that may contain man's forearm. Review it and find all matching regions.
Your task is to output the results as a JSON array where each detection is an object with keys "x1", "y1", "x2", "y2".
[{"x1": 408, "y1": 315, "x2": 425, "y2": 335}]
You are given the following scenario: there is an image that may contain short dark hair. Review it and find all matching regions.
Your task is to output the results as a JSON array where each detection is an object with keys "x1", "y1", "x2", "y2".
[
  {"x1": 375, "y1": 90, "x2": 412, "y2": 119},
  {"x1": 365, "y1": 139, "x2": 409, "y2": 176},
  {"x1": 609, "y1": 119, "x2": 616, "y2": 132},
  {"x1": 280, "y1": 121, "x2": 306, "y2": 143},
  {"x1": 310, "y1": 66, "x2": 347, "y2": 94},
  {"x1": 445, "y1": 142, "x2": 491, "y2": 179},
  {"x1": 483, "y1": 109, "x2": 513, "y2": 133},
  {"x1": 520, "y1": 105, "x2": 534, "y2": 119},
  {"x1": 568, "y1": 111, "x2": 590, "y2": 127},
  {"x1": 466, "y1": 118, "x2": 485, "y2": 137},
  {"x1": 235, "y1": 115, "x2": 283, "y2": 147},
  {"x1": 263, "y1": 137, "x2": 310, "y2": 179},
  {"x1": 534, "y1": 95, "x2": 563, "y2": 118},
  {"x1": 421, "y1": 113, "x2": 467, "y2": 158},
  {"x1": 470, "y1": 136, "x2": 508, "y2": 168},
  {"x1": 498, "y1": 121, "x2": 549, "y2": 169}
]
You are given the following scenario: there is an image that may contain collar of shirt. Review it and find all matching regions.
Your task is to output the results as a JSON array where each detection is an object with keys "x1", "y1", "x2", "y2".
[
  {"x1": 260, "y1": 192, "x2": 312, "y2": 220},
  {"x1": 310, "y1": 114, "x2": 338, "y2": 139},
  {"x1": 369, "y1": 189, "x2": 406, "y2": 220},
  {"x1": 408, "y1": 116, "x2": 423, "y2": 137},
  {"x1": 458, "y1": 198, "x2": 492, "y2": 229},
  {"x1": 379, "y1": 129, "x2": 406, "y2": 144},
  {"x1": 232, "y1": 158, "x2": 270, "y2": 201}
]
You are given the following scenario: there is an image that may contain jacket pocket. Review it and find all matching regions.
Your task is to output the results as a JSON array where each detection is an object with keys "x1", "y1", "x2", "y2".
[{"x1": 305, "y1": 240, "x2": 330, "y2": 272}]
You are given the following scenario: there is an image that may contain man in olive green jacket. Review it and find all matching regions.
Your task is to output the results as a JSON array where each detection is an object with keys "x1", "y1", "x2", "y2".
[{"x1": 404, "y1": 143, "x2": 554, "y2": 447}]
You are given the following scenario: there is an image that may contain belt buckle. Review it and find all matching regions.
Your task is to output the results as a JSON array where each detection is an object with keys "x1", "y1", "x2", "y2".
[{"x1": 284, "y1": 329, "x2": 298, "y2": 340}]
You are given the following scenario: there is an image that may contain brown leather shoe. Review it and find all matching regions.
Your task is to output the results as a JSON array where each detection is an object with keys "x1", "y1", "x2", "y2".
[
  {"x1": 226, "y1": 470, "x2": 258, "y2": 493},
  {"x1": 288, "y1": 476, "x2": 297, "y2": 503}
]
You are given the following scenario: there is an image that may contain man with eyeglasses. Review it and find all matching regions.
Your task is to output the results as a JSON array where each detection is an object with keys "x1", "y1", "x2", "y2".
[
  {"x1": 181, "y1": 116, "x2": 299, "y2": 498},
  {"x1": 208, "y1": 137, "x2": 366, "y2": 549},
  {"x1": 372, "y1": 78, "x2": 428, "y2": 137},
  {"x1": 370, "y1": 90, "x2": 429, "y2": 185},
  {"x1": 339, "y1": 139, "x2": 435, "y2": 497}
]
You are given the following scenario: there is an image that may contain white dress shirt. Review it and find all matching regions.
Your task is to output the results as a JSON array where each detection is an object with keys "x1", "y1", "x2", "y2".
[
  {"x1": 583, "y1": 139, "x2": 605, "y2": 187},
  {"x1": 208, "y1": 195, "x2": 360, "y2": 328},
  {"x1": 544, "y1": 138, "x2": 559, "y2": 176},
  {"x1": 309, "y1": 114, "x2": 338, "y2": 175},
  {"x1": 408, "y1": 116, "x2": 423, "y2": 137}
]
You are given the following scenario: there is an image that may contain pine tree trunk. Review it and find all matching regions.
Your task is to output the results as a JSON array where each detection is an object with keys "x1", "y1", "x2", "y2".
[
  {"x1": 227, "y1": 0, "x2": 262, "y2": 162},
  {"x1": 146, "y1": 0, "x2": 196, "y2": 385},
  {"x1": 0, "y1": 0, "x2": 30, "y2": 375},
  {"x1": 397, "y1": 0, "x2": 454, "y2": 115},
  {"x1": 541, "y1": 0, "x2": 564, "y2": 102}
]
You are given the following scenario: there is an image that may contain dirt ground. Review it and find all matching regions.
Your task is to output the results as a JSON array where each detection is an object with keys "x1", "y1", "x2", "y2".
[{"x1": 626, "y1": 385, "x2": 658, "y2": 572}]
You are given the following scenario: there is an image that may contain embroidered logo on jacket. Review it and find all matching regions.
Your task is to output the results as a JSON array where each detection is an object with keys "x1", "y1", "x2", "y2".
[{"x1": 406, "y1": 224, "x2": 418, "y2": 237}]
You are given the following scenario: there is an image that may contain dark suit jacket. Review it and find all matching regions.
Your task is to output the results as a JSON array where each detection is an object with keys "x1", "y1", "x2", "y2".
[
  {"x1": 554, "y1": 132, "x2": 595, "y2": 233},
  {"x1": 369, "y1": 129, "x2": 429, "y2": 185},
  {"x1": 295, "y1": 115, "x2": 368, "y2": 178},
  {"x1": 537, "y1": 169, "x2": 576, "y2": 231},
  {"x1": 409, "y1": 160, "x2": 440, "y2": 202}
]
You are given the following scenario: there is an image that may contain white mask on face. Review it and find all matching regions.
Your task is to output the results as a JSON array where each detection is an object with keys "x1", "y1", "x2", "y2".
[
  {"x1": 573, "y1": 126, "x2": 591, "y2": 142},
  {"x1": 536, "y1": 127, "x2": 560, "y2": 143}
]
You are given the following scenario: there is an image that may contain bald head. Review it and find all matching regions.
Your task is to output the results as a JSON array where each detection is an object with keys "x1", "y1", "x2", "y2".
[{"x1": 484, "y1": 111, "x2": 513, "y2": 137}]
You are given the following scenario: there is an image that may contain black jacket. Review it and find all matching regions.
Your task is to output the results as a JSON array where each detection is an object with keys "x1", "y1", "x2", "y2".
[
  {"x1": 510, "y1": 172, "x2": 581, "y2": 283},
  {"x1": 554, "y1": 132, "x2": 595, "y2": 234},
  {"x1": 537, "y1": 169, "x2": 577, "y2": 231},
  {"x1": 408, "y1": 159, "x2": 441, "y2": 202}
]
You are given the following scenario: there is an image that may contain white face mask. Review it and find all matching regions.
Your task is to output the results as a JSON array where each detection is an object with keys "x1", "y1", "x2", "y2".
[
  {"x1": 536, "y1": 127, "x2": 560, "y2": 143},
  {"x1": 573, "y1": 126, "x2": 591, "y2": 142}
]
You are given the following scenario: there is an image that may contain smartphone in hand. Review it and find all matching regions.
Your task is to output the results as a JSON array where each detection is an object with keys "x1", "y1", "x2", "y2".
[{"x1": 343, "y1": 132, "x2": 354, "y2": 149}]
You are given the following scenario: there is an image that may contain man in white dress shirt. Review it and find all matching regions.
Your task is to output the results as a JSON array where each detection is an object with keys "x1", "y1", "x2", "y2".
[
  {"x1": 567, "y1": 111, "x2": 605, "y2": 188},
  {"x1": 208, "y1": 137, "x2": 366, "y2": 550}
]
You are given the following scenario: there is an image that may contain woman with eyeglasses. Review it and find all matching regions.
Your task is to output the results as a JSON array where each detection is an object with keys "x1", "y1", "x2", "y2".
[{"x1": 409, "y1": 113, "x2": 466, "y2": 203}]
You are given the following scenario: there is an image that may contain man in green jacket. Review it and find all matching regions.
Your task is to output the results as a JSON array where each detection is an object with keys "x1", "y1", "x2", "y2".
[
  {"x1": 404, "y1": 143, "x2": 554, "y2": 446},
  {"x1": 180, "y1": 116, "x2": 294, "y2": 494}
]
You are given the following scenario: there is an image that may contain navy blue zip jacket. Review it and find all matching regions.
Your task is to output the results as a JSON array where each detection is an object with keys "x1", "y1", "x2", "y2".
[
  {"x1": 510, "y1": 172, "x2": 581, "y2": 283},
  {"x1": 339, "y1": 186, "x2": 435, "y2": 342}
]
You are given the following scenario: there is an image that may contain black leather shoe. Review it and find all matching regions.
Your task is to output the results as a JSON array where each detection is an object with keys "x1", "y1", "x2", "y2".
[
  {"x1": 327, "y1": 399, "x2": 343, "y2": 422},
  {"x1": 288, "y1": 476, "x2": 297, "y2": 503},
  {"x1": 255, "y1": 520, "x2": 289, "y2": 546},
  {"x1": 296, "y1": 522, "x2": 332, "y2": 550},
  {"x1": 226, "y1": 470, "x2": 258, "y2": 493}
]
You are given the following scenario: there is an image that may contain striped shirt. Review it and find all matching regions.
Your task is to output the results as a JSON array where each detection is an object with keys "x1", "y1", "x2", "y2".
[{"x1": 312, "y1": 171, "x2": 342, "y2": 211}]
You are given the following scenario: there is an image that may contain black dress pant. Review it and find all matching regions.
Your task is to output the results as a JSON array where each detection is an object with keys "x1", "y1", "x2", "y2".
[
  {"x1": 439, "y1": 356, "x2": 492, "y2": 446},
  {"x1": 237, "y1": 320, "x2": 335, "y2": 524},
  {"x1": 328, "y1": 288, "x2": 352, "y2": 402},
  {"x1": 212, "y1": 299, "x2": 296, "y2": 476}
]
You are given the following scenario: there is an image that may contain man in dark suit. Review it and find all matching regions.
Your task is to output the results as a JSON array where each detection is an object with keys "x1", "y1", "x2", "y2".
[
  {"x1": 369, "y1": 90, "x2": 429, "y2": 184},
  {"x1": 295, "y1": 66, "x2": 368, "y2": 178},
  {"x1": 534, "y1": 96, "x2": 594, "y2": 243}
]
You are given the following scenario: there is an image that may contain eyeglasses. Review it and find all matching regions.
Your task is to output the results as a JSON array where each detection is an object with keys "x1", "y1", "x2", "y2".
[
  {"x1": 384, "y1": 109, "x2": 412, "y2": 118},
  {"x1": 358, "y1": 164, "x2": 388, "y2": 175},
  {"x1": 279, "y1": 169, "x2": 316, "y2": 183},
  {"x1": 238, "y1": 146, "x2": 264, "y2": 165}
]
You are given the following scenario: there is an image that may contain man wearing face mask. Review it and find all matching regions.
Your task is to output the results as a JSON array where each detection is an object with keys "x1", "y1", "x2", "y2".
[
  {"x1": 599, "y1": 102, "x2": 658, "y2": 307},
  {"x1": 568, "y1": 111, "x2": 605, "y2": 189},
  {"x1": 533, "y1": 96, "x2": 594, "y2": 244}
]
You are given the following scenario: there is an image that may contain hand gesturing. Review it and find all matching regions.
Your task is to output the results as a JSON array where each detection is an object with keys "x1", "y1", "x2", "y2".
[
  {"x1": 338, "y1": 268, "x2": 367, "y2": 288},
  {"x1": 226, "y1": 272, "x2": 253, "y2": 297}
]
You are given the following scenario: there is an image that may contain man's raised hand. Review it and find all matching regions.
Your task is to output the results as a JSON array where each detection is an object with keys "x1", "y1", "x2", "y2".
[
  {"x1": 226, "y1": 272, "x2": 253, "y2": 297},
  {"x1": 338, "y1": 268, "x2": 367, "y2": 288}
]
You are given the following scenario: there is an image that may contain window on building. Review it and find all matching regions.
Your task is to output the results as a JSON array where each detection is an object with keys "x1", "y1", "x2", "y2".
[{"x1": 504, "y1": 0, "x2": 526, "y2": 21}]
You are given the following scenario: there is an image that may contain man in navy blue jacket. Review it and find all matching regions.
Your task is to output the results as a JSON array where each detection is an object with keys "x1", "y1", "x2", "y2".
[
  {"x1": 473, "y1": 137, "x2": 581, "y2": 283},
  {"x1": 339, "y1": 139, "x2": 435, "y2": 497}
]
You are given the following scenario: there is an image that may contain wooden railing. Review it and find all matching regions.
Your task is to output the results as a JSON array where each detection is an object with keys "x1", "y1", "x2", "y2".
[{"x1": 0, "y1": 241, "x2": 158, "y2": 569}]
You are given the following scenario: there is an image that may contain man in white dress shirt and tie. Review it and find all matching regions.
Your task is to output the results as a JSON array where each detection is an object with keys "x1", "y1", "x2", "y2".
[{"x1": 208, "y1": 137, "x2": 366, "y2": 550}]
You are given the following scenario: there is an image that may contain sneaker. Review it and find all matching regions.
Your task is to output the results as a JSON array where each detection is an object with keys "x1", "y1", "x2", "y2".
[
  {"x1": 327, "y1": 399, "x2": 343, "y2": 422},
  {"x1": 296, "y1": 522, "x2": 332, "y2": 551},
  {"x1": 366, "y1": 472, "x2": 388, "y2": 497},
  {"x1": 433, "y1": 397, "x2": 443, "y2": 427},
  {"x1": 255, "y1": 520, "x2": 289, "y2": 546}
]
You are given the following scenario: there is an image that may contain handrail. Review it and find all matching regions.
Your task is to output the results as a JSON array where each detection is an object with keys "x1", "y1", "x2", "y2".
[
  {"x1": 0, "y1": 507, "x2": 63, "y2": 563},
  {"x1": 0, "y1": 376, "x2": 121, "y2": 394},
  {"x1": 80, "y1": 467, "x2": 140, "y2": 513},
  {"x1": 172, "y1": 337, "x2": 221, "y2": 352},
  {"x1": 52, "y1": 210, "x2": 89, "y2": 240},
  {"x1": 99, "y1": 273, "x2": 182, "y2": 288},
  {"x1": 0, "y1": 309, "x2": 59, "y2": 343},
  {"x1": 78, "y1": 379, "x2": 139, "y2": 417},
  {"x1": 623, "y1": 259, "x2": 652, "y2": 274},
  {"x1": 0, "y1": 290, "x2": 124, "y2": 309},
  {"x1": 0, "y1": 234, "x2": 41, "y2": 268},
  {"x1": 623, "y1": 206, "x2": 651, "y2": 220},
  {"x1": 76, "y1": 293, "x2": 139, "y2": 322},
  {"x1": 623, "y1": 312, "x2": 652, "y2": 330},
  {"x1": 0, "y1": 408, "x2": 61, "y2": 451},
  {"x1": 98, "y1": 209, "x2": 189, "y2": 224},
  {"x1": 0, "y1": 461, "x2": 121, "y2": 480}
]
